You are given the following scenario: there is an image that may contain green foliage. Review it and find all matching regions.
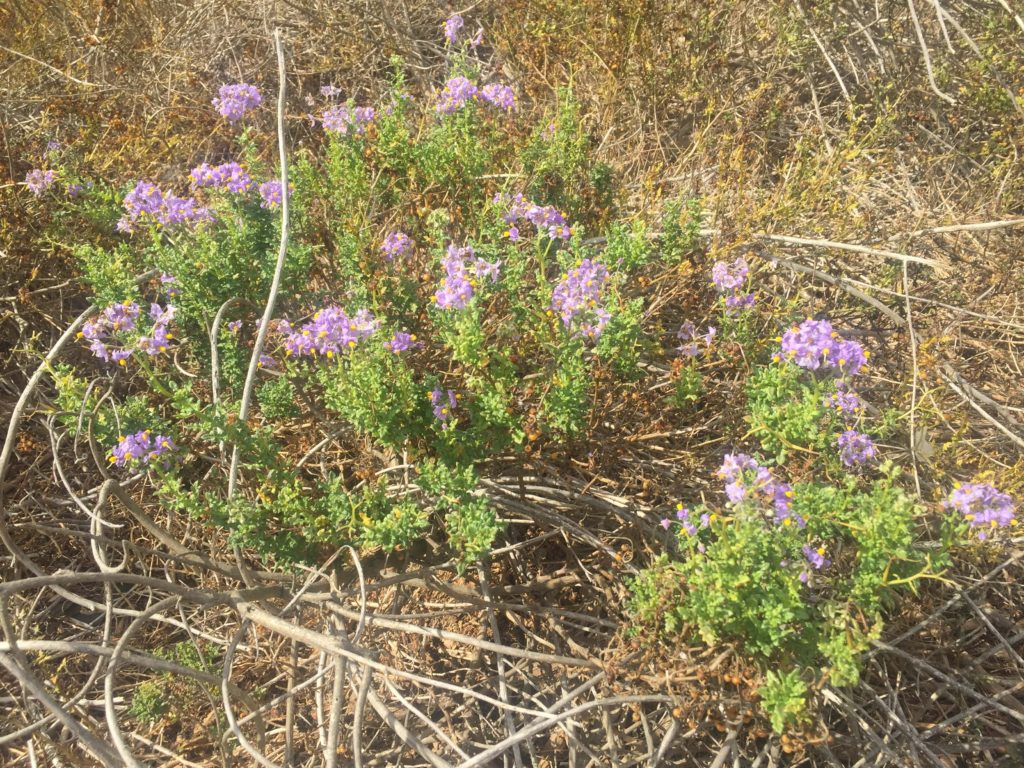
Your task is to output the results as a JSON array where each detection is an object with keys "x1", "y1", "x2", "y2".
[
  {"x1": 72, "y1": 242, "x2": 140, "y2": 308},
  {"x1": 670, "y1": 512, "x2": 809, "y2": 657},
  {"x1": 541, "y1": 342, "x2": 591, "y2": 438},
  {"x1": 128, "y1": 680, "x2": 169, "y2": 724},
  {"x1": 746, "y1": 362, "x2": 828, "y2": 463},
  {"x1": 444, "y1": 496, "x2": 501, "y2": 572},
  {"x1": 759, "y1": 669, "x2": 808, "y2": 734},
  {"x1": 256, "y1": 376, "x2": 300, "y2": 420},
  {"x1": 659, "y1": 197, "x2": 703, "y2": 263}
]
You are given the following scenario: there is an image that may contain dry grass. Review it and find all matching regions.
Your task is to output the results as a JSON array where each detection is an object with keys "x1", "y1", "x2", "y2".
[{"x1": 2, "y1": 1, "x2": 1024, "y2": 766}]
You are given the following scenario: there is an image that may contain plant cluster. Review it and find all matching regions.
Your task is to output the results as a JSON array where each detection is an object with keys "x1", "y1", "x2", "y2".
[{"x1": 21, "y1": 14, "x2": 1019, "y2": 740}]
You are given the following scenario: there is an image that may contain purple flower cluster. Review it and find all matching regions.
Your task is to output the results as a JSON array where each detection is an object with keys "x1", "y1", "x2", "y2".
[
  {"x1": 283, "y1": 307, "x2": 377, "y2": 358},
  {"x1": 385, "y1": 331, "x2": 422, "y2": 354},
  {"x1": 944, "y1": 482, "x2": 1017, "y2": 539},
  {"x1": 25, "y1": 169, "x2": 57, "y2": 196},
  {"x1": 711, "y1": 256, "x2": 754, "y2": 313},
  {"x1": 717, "y1": 453, "x2": 804, "y2": 527},
  {"x1": 824, "y1": 380, "x2": 862, "y2": 414},
  {"x1": 320, "y1": 84, "x2": 344, "y2": 98},
  {"x1": 799, "y1": 545, "x2": 831, "y2": 583},
  {"x1": 433, "y1": 244, "x2": 501, "y2": 310},
  {"x1": 190, "y1": 161, "x2": 253, "y2": 193},
  {"x1": 836, "y1": 429, "x2": 877, "y2": 467},
  {"x1": 109, "y1": 430, "x2": 176, "y2": 468},
  {"x1": 322, "y1": 105, "x2": 376, "y2": 136},
  {"x1": 480, "y1": 83, "x2": 516, "y2": 112},
  {"x1": 213, "y1": 83, "x2": 262, "y2": 123},
  {"x1": 119, "y1": 180, "x2": 212, "y2": 232},
  {"x1": 776, "y1": 318, "x2": 868, "y2": 376},
  {"x1": 80, "y1": 300, "x2": 178, "y2": 363},
  {"x1": 139, "y1": 303, "x2": 176, "y2": 355},
  {"x1": 677, "y1": 321, "x2": 716, "y2": 357},
  {"x1": 431, "y1": 388, "x2": 458, "y2": 427},
  {"x1": 159, "y1": 273, "x2": 179, "y2": 300},
  {"x1": 443, "y1": 14, "x2": 464, "y2": 44},
  {"x1": 661, "y1": 503, "x2": 712, "y2": 536},
  {"x1": 80, "y1": 301, "x2": 140, "y2": 364},
  {"x1": 436, "y1": 76, "x2": 478, "y2": 114},
  {"x1": 550, "y1": 259, "x2": 612, "y2": 340},
  {"x1": 258, "y1": 179, "x2": 291, "y2": 210},
  {"x1": 495, "y1": 192, "x2": 571, "y2": 240},
  {"x1": 381, "y1": 231, "x2": 413, "y2": 260}
]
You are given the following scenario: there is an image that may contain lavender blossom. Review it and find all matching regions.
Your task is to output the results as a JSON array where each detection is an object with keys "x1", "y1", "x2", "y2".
[
  {"x1": 433, "y1": 244, "x2": 500, "y2": 310},
  {"x1": 824, "y1": 381, "x2": 862, "y2": 414},
  {"x1": 777, "y1": 318, "x2": 869, "y2": 376},
  {"x1": 109, "y1": 430, "x2": 176, "y2": 468},
  {"x1": 836, "y1": 429, "x2": 877, "y2": 467},
  {"x1": 550, "y1": 259, "x2": 611, "y2": 340},
  {"x1": 443, "y1": 14, "x2": 464, "y2": 44},
  {"x1": 189, "y1": 161, "x2": 252, "y2": 193},
  {"x1": 258, "y1": 179, "x2": 292, "y2": 210},
  {"x1": 213, "y1": 83, "x2": 262, "y2": 123},
  {"x1": 381, "y1": 231, "x2": 413, "y2": 260},
  {"x1": 480, "y1": 83, "x2": 515, "y2": 111},
  {"x1": 436, "y1": 76, "x2": 479, "y2": 114},
  {"x1": 283, "y1": 306, "x2": 378, "y2": 359},
  {"x1": 25, "y1": 169, "x2": 57, "y2": 196},
  {"x1": 711, "y1": 256, "x2": 749, "y2": 293},
  {"x1": 944, "y1": 482, "x2": 1017, "y2": 539},
  {"x1": 385, "y1": 331, "x2": 421, "y2": 354},
  {"x1": 322, "y1": 104, "x2": 375, "y2": 136},
  {"x1": 431, "y1": 388, "x2": 458, "y2": 427}
]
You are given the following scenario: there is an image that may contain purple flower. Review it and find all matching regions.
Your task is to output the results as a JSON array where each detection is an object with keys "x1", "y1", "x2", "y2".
[
  {"x1": 824, "y1": 381, "x2": 862, "y2": 414},
  {"x1": 110, "y1": 348, "x2": 133, "y2": 366},
  {"x1": 110, "y1": 430, "x2": 176, "y2": 468},
  {"x1": 320, "y1": 84, "x2": 344, "y2": 98},
  {"x1": 258, "y1": 179, "x2": 292, "y2": 210},
  {"x1": 944, "y1": 482, "x2": 1017, "y2": 539},
  {"x1": 470, "y1": 27, "x2": 484, "y2": 48},
  {"x1": 25, "y1": 169, "x2": 57, "y2": 196},
  {"x1": 138, "y1": 303, "x2": 176, "y2": 356},
  {"x1": 256, "y1": 355, "x2": 276, "y2": 369},
  {"x1": 777, "y1": 319, "x2": 836, "y2": 371},
  {"x1": 228, "y1": 320, "x2": 242, "y2": 334},
  {"x1": 671, "y1": 503, "x2": 705, "y2": 536},
  {"x1": 831, "y1": 338, "x2": 868, "y2": 376},
  {"x1": 550, "y1": 259, "x2": 612, "y2": 340},
  {"x1": 67, "y1": 183, "x2": 84, "y2": 198},
  {"x1": 322, "y1": 104, "x2": 375, "y2": 135},
  {"x1": 385, "y1": 331, "x2": 422, "y2": 354},
  {"x1": 190, "y1": 161, "x2": 252, "y2": 193},
  {"x1": 431, "y1": 388, "x2": 458, "y2": 427},
  {"x1": 836, "y1": 429, "x2": 877, "y2": 467},
  {"x1": 102, "y1": 301, "x2": 141, "y2": 332},
  {"x1": 770, "y1": 482, "x2": 805, "y2": 528},
  {"x1": 717, "y1": 453, "x2": 774, "y2": 505},
  {"x1": 159, "y1": 273, "x2": 179, "y2": 299},
  {"x1": 381, "y1": 231, "x2": 413, "y2": 260},
  {"x1": 283, "y1": 306, "x2": 377, "y2": 359},
  {"x1": 677, "y1": 321, "x2": 715, "y2": 357},
  {"x1": 433, "y1": 244, "x2": 500, "y2": 310},
  {"x1": 122, "y1": 181, "x2": 211, "y2": 230},
  {"x1": 802, "y1": 544, "x2": 830, "y2": 571},
  {"x1": 213, "y1": 83, "x2": 262, "y2": 123},
  {"x1": 444, "y1": 14, "x2": 464, "y2": 44},
  {"x1": 777, "y1": 318, "x2": 869, "y2": 376},
  {"x1": 724, "y1": 292, "x2": 756, "y2": 313},
  {"x1": 481, "y1": 83, "x2": 515, "y2": 111},
  {"x1": 46, "y1": 140, "x2": 62, "y2": 152},
  {"x1": 711, "y1": 256, "x2": 749, "y2": 293},
  {"x1": 436, "y1": 76, "x2": 479, "y2": 114}
]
